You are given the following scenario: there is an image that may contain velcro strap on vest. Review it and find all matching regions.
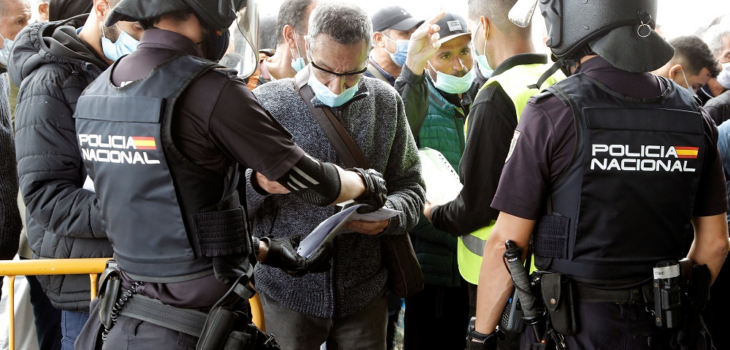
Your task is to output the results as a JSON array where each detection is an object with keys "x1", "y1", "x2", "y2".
[
  {"x1": 194, "y1": 207, "x2": 249, "y2": 257},
  {"x1": 574, "y1": 282, "x2": 654, "y2": 305},
  {"x1": 120, "y1": 295, "x2": 208, "y2": 337},
  {"x1": 533, "y1": 215, "x2": 569, "y2": 259}
]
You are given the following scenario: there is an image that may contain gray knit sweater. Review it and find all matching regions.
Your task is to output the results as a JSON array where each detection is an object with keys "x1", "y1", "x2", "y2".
[
  {"x1": 0, "y1": 73, "x2": 21, "y2": 261},
  {"x1": 249, "y1": 74, "x2": 425, "y2": 318}
]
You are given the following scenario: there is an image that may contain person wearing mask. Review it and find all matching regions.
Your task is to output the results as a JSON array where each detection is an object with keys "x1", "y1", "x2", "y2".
[
  {"x1": 72, "y1": 0, "x2": 387, "y2": 348},
  {"x1": 468, "y1": 0, "x2": 728, "y2": 349},
  {"x1": 653, "y1": 36, "x2": 719, "y2": 95},
  {"x1": 367, "y1": 6, "x2": 421, "y2": 86},
  {"x1": 247, "y1": 0, "x2": 316, "y2": 88},
  {"x1": 9, "y1": 0, "x2": 142, "y2": 348},
  {"x1": 415, "y1": 1, "x2": 562, "y2": 348},
  {"x1": 393, "y1": 11, "x2": 479, "y2": 350},
  {"x1": 0, "y1": 0, "x2": 29, "y2": 67},
  {"x1": 249, "y1": 3, "x2": 424, "y2": 349},
  {"x1": 697, "y1": 24, "x2": 730, "y2": 105},
  {"x1": 706, "y1": 64, "x2": 730, "y2": 125}
]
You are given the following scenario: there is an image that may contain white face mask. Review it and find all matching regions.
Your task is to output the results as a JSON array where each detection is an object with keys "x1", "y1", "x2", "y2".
[{"x1": 680, "y1": 69, "x2": 697, "y2": 96}]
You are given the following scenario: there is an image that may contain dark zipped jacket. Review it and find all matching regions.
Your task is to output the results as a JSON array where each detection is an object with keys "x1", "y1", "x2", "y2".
[
  {"x1": 705, "y1": 90, "x2": 730, "y2": 127},
  {"x1": 9, "y1": 19, "x2": 113, "y2": 311}
]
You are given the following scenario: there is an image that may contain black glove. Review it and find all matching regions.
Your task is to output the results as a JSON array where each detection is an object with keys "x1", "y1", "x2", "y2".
[
  {"x1": 348, "y1": 167, "x2": 387, "y2": 213},
  {"x1": 261, "y1": 235, "x2": 334, "y2": 277},
  {"x1": 466, "y1": 317, "x2": 498, "y2": 350},
  {"x1": 466, "y1": 330, "x2": 497, "y2": 350}
]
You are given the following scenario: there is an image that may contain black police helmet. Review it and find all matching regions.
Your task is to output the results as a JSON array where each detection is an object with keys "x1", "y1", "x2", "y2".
[
  {"x1": 539, "y1": 0, "x2": 674, "y2": 73},
  {"x1": 106, "y1": 0, "x2": 245, "y2": 30}
]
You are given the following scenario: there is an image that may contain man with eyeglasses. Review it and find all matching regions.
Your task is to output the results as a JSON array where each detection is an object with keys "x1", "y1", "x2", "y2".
[
  {"x1": 248, "y1": 2, "x2": 424, "y2": 349},
  {"x1": 366, "y1": 6, "x2": 422, "y2": 86}
]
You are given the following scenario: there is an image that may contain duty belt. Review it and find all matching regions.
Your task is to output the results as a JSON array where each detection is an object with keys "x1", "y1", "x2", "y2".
[
  {"x1": 119, "y1": 295, "x2": 208, "y2": 337},
  {"x1": 573, "y1": 282, "x2": 654, "y2": 305}
]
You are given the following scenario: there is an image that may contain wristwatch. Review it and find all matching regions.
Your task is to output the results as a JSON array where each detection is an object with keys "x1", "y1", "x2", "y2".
[{"x1": 466, "y1": 317, "x2": 498, "y2": 350}]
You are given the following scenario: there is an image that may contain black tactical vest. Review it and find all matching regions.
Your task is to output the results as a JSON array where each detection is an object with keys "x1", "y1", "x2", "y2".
[
  {"x1": 74, "y1": 54, "x2": 249, "y2": 281},
  {"x1": 533, "y1": 74, "x2": 705, "y2": 282}
]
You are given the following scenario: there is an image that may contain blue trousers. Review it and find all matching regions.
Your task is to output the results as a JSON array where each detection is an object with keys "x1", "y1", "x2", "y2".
[{"x1": 61, "y1": 311, "x2": 89, "y2": 350}]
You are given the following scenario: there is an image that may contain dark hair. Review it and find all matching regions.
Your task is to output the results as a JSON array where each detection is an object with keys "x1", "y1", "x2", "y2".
[
  {"x1": 276, "y1": 0, "x2": 314, "y2": 44},
  {"x1": 139, "y1": 7, "x2": 194, "y2": 30},
  {"x1": 670, "y1": 35, "x2": 721, "y2": 78},
  {"x1": 467, "y1": 0, "x2": 530, "y2": 38}
]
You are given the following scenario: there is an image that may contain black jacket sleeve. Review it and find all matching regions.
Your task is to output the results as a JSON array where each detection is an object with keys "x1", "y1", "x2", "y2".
[
  {"x1": 0, "y1": 76, "x2": 20, "y2": 260},
  {"x1": 14, "y1": 65, "x2": 106, "y2": 239},
  {"x1": 704, "y1": 93, "x2": 730, "y2": 127},
  {"x1": 430, "y1": 85, "x2": 518, "y2": 236},
  {"x1": 394, "y1": 65, "x2": 429, "y2": 141}
]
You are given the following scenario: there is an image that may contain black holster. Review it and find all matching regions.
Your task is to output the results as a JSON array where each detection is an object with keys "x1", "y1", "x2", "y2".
[
  {"x1": 97, "y1": 260, "x2": 121, "y2": 330},
  {"x1": 197, "y1": 276, "x2": 279, "y2": 350},
  {"x1": 669, "y1": 262, "x2": 713, "y2": 350},
  {"x1": 540, "y1": 273, "x2": 578, "y2": 336}
]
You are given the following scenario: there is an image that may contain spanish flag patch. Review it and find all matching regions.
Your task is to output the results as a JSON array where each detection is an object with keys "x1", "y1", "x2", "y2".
[
  {"x1": 674, "y1": 147, "x2": 699, "y2": 159},
  {"x1": 131, "y1": 137, "x2": 157, "y2": 150}
]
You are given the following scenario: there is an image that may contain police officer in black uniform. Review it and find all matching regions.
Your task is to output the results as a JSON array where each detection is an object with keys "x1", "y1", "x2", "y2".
[
  {"x1": 466, "y1": 0, "x2": 729, "y2": 349},
  {"x1": 73, "y1": 0, "x2": 388, "y2": 349}
]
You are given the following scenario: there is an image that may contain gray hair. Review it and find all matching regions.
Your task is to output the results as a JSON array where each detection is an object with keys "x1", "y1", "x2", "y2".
[
  {"x1": 705, "y1": 24, "x2": 730, "y2": 58},
  {"x1": 0, "y1": 0, "x2": 30, "y2": 15},
  {"x1": 308, "y1": 2, "x2": 372, "y2": 52}
]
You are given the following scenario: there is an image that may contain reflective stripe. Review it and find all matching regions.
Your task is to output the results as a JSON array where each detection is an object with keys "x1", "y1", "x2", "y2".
[{"x1": 460, "y1": 234, "x2": 486, "y2": 257}]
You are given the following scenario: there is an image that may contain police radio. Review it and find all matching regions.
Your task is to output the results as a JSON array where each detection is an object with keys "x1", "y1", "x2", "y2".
[
  {"x1": 653, "y1": 260, "x2": 682, "y2": 329},
  {"x1": 499, "y1": 288, "x2": 525, "y2": 333}
]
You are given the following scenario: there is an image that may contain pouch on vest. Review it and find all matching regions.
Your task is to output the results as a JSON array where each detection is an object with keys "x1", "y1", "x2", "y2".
[
  {"x1": 193, "y1": 166, "x2": 255, "y2": 286},
  {"x1": 532, "y1": 215, "x2": 570, "y2": 270},
  {"x1": 541, "y1": 273, "x2": 578, "y2": 336}
]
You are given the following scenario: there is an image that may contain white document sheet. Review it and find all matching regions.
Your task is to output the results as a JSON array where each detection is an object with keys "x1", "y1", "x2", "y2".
[
  {"x1": 297, "y1": 204, "x2": 401, "y2": 258},
  {"x1": 418, "y1": 148, "x2": 463, "y2": 206}
]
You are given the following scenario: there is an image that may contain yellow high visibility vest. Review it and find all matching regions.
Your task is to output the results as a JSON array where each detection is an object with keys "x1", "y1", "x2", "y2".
[{"x1": 458, "y1": 63, "x2": 564, "y2": 285}]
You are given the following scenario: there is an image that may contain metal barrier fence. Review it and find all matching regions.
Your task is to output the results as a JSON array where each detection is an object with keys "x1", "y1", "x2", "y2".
[{"x1": 0, "y1": 259, "x2": 265, "y2": 350}]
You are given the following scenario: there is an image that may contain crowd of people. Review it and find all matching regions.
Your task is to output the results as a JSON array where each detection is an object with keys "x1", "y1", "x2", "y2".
[{"x1": 0, "y1": 0, "x2": 728, "y2": 349}]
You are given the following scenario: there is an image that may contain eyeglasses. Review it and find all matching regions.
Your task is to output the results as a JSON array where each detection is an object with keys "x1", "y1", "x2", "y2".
[{"x1": 310, "y1": 59, "x2": 368, "y2": 85}]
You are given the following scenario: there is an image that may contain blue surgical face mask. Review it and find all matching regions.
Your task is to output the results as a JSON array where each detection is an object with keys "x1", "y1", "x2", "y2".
[
  {"x1": 291, "y1": 33, "x2": 306, "y2": 72},
  {"x1": 0, "y1": 33, "x2": 13, "y2": 67},
  {"x1": 429, "y1": 62, "x2": 476, "y2": 94},
  {"x1": 384, "y1": 35, "x2": 409, "y2": 67},
  {"x1": 308, "y1": 68, "x2": 359, "y2": 108},
  {"x1": 472, "y1": 21, "x2": 492, "y2": 78},
  {"x1": 101, "y1": 24, "x2": 139, "y2": 61}
]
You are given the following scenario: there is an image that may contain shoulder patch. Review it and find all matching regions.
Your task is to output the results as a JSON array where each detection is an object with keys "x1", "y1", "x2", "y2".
[{"x1": 505, "y1": 130, "x2": 521, "y2": 163}]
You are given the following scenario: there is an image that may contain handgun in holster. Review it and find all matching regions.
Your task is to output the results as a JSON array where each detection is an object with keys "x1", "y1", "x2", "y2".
[{"x1": 97, "y1": 260, "x2": 121, "y2": 329}]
